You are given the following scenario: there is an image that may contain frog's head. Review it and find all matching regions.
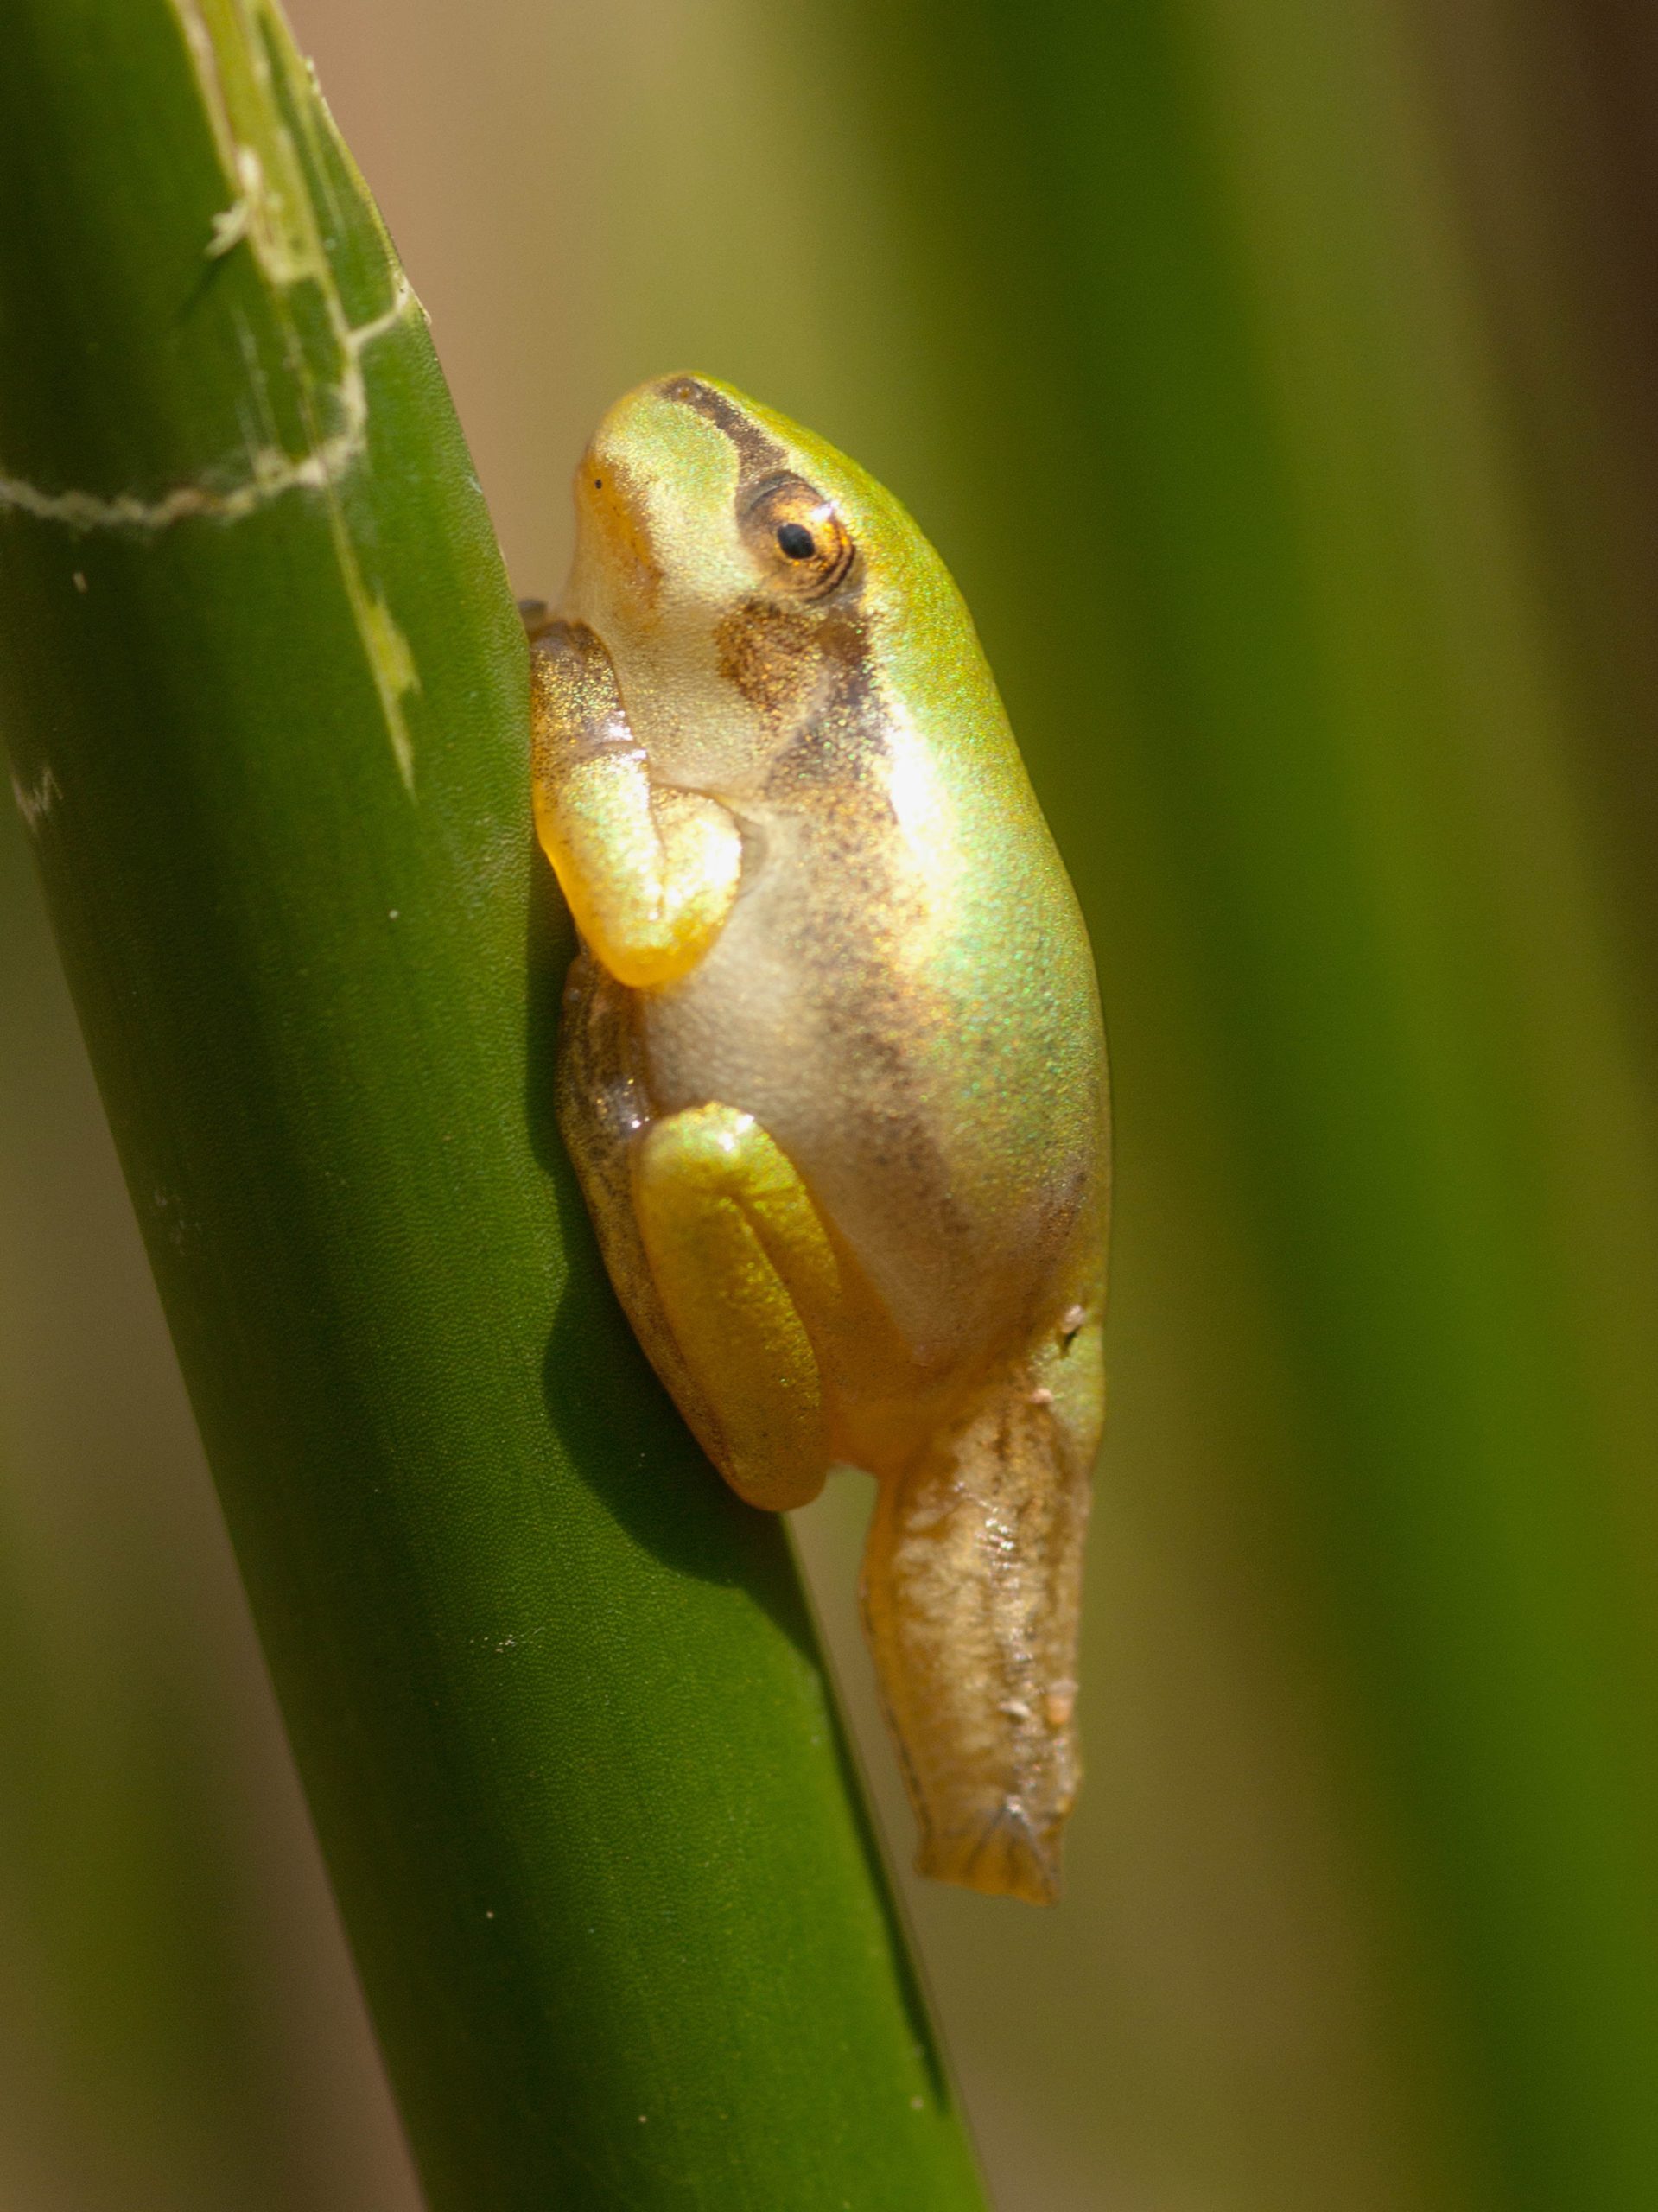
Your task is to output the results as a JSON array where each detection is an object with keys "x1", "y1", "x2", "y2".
[{"x1": 561, "y1": 373, "x2": 953, "y2": 784}]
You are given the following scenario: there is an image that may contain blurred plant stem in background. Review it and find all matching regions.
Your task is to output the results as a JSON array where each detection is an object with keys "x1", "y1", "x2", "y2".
[
  {"x1": 1413, "y1": 0, "x2": 1658, "y2": 1046},
  {"x1": 0, "y1": 802, "x2": 420, "y2": 2211}
]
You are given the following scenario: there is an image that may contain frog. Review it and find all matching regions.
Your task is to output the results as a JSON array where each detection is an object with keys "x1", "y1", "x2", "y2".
[{"x1": 527, "y1": 374, "x2": 1109, "y2": 1904}]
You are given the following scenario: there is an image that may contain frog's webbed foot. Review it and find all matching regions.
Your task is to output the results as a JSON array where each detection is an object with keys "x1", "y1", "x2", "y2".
[
  {"x1": 529, "y1": 619, "x2": 741, "y2": 988},
  {"x1": 631, "y1": 1104, "x2": 854, "y2": 1513},
  {"x1": 859, "y1": 1299, "x2": 1104, "y2": 1905}
]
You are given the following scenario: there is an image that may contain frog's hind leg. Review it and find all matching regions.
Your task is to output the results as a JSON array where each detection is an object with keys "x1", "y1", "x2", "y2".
[
  {"x1": 555, "y1": 949, "x2": 715, "y2": 1449},
  {"x1": 632, "y1": 1104, "x2": 851, "y2": 1514},
  {"x1": 859, "y1": 1295, "x2": 1105, "y2": 1905},
  {"x1": 558, "y1": 963, "x2": 854, "y2": 1510}
]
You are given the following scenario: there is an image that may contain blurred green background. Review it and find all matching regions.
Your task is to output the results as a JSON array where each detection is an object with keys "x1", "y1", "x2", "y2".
[{"x1": 5, "y1": 0, "x2": 1658, "y2": 2205}]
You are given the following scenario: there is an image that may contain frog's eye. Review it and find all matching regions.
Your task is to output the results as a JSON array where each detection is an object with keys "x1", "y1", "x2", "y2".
[{"x1": 744, "y1": 474, "x2": 854, "y2": 600}]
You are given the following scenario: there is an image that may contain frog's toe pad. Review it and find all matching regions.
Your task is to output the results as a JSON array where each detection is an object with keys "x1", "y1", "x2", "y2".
[{"x1": 916, "y1": 1802, "x2": 1063, "y2": 1907}]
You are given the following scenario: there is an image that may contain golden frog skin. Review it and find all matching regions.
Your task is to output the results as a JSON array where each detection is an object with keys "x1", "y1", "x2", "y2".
[{"x1": 529, "y1": 375, "x2": 1109, "y2": 1904}]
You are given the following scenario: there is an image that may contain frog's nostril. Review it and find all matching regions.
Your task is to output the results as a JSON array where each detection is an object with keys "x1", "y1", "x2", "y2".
[{"x1": 571, "y1": 451, "x2": 662, "y2": 607}]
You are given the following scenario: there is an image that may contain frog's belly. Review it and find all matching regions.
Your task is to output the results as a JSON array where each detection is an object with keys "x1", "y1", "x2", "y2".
[{"x1": 635, "y1": 860, "x2": 1081, "y2": 1376}]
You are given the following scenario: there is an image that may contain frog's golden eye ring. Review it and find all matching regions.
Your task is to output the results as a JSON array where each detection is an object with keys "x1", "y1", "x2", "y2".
[{"x1": 743, "y1": 474, "x2": 855, "y2": 600}]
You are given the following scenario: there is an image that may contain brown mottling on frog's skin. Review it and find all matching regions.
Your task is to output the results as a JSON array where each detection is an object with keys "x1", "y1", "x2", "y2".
[
  {"x1": 715, "y1": 596, "x2": 827, "y2": 726},
  {"x1": 530, "y1": 372, "x2": 1109, "y2": 1904}
]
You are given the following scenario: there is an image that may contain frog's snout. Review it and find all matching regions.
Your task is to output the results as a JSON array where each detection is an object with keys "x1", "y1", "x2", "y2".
[{"x1": 569, "y1": 442, "x2": 662, "y2": 614}]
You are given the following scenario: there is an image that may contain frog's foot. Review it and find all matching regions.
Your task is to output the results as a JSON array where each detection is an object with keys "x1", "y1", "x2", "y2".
[
  {"x1": 859, "y1": 1300, "x2": 1104, "y2": 1904},
  {"x1": 530, "y1": 620, "x2": 741, "y2": 989},
  {"x1": 518, "y1": 595, "x2": 554, "y2": 641},
  {"x1": 632, "y1": 1103, "x2": 848, "y2": 1513}
]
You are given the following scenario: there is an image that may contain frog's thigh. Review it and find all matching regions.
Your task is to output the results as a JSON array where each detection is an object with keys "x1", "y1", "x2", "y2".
[{"x1": 632, "y1": 1104, "x2": 836, "y2": 1513}]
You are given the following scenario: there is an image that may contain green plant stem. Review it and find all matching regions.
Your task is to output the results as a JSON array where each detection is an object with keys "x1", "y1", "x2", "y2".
[{"x1": 0, "y1": 5, "x2": 986, "y2": 2207}]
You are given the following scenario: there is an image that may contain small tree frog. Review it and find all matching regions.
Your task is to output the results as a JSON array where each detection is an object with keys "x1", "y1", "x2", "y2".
[{"x1": 529, "y1": 376, "x2": 1109, "y2": 1904}]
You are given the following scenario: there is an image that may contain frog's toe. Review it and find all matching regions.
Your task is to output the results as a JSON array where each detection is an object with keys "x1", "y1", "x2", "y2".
[{"x1": 916, "y1": 1800, "x2": 1063, "y2": 1907}]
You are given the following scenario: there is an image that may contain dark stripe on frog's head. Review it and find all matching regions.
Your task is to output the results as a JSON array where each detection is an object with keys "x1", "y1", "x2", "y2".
[
  {"x1": 659, "y1": 377, "x2": 889, "y2": 789},
  {"x1": 656, "y1": 375, "x2": 785, "y2": 482}
]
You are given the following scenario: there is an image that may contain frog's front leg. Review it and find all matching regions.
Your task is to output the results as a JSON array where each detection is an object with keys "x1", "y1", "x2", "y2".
[
  {"x1": 632, "y1": 1104, "x2": 854, "y2": 1513},
  {"x1": 529, "y1": 618, "x2": 741, "y2": 988}
]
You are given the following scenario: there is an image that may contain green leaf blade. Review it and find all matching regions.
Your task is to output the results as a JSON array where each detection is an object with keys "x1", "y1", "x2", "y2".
[{"x1": 0, "y1": 6, "x2": 987, "y2": 2206}]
